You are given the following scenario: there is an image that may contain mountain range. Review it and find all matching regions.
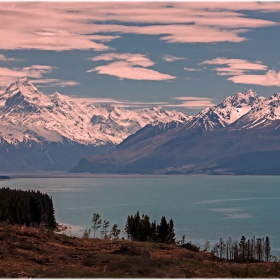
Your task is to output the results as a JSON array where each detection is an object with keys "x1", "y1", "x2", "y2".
[
  {"x1": 0, "y1": 78, "x2": 190, "y2": 172},
  {"x1": 2, "y1": 78, "x2": 280, "y2": 175},
  {"x1": 71, "y1": 90, "x2": 280, "y2": 175}
]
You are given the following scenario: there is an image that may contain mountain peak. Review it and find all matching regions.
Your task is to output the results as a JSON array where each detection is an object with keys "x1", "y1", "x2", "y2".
[
  {"x1": 269, "y1": 92, "x2": 280, "y2": 101},
  {"x1": 17, "y1": 77, "x2": 28, "y2": 83},
  {"x1": 8, "y1": 77, "x2": 34, "y2": 88},
  {"x1": 100, "y1": 104, "x2": 115, "y2": 112},
  {"x1": 221, "y1": 89, "x2": 259, "y2": 108},
  {"x1": 1, "y1": 77, "x2": 41, "y2": 98},
  {"x1": 50, "y1": 91, "x2": 67, "y2": 101},
  {"x1": 152, "y1": 105, "x2": 166, "y2": 114}
]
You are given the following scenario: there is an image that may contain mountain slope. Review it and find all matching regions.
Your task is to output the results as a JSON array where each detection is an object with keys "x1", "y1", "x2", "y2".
[
  {"x1": 184, "y1": 90, "x2": 262, "y2": 131},
  {"x1": 232, "y1": 92, "x2": 280, "y2": 129}
]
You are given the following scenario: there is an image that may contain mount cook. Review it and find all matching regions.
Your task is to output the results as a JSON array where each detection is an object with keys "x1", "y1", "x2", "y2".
[{"x1": 0, "y1": 78, "x2": 190, "y2": 172}]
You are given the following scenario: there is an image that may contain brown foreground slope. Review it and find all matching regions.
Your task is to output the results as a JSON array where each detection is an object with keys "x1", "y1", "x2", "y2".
[{"x1": 0, "y1": 223, "x2": 280, "y2": 278}]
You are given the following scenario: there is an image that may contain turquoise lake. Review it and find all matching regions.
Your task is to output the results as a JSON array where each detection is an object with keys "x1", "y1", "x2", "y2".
[{"x1": 1, "y1": 175, "x2": 280, "y2": 256}]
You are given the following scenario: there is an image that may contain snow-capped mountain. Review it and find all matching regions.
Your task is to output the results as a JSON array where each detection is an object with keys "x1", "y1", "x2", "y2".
[
  {"x1": 185, "y1": 90, "x2": 263, "y2": 131},
  {"x1": 0, "y1": 78, "x2": 191, "y2": 147},
  {"x1": 0, "y1": 78, "x2": 191, "y2": 172},
  {"x1": 71, "y1": 89, "x2": 280, "y2": 175},
  {"x1": 232, "y1": 92, "x2": 280, "y2": 129}
]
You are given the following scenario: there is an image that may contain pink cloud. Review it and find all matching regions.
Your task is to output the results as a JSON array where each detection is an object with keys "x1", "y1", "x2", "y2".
[
  {"x1": 0, "y1": 65, "x2": 56, "y2": 81},
  {"x1": 167, "y1": 96, "x2": 216, "y2": 108},
  {"x1": 30, "y1": 79, "x2": 79, "y2": 87},
  {"x1": 0, "y1": 54, "x2": 22, "y2": 61},
  {"x1": 0, "y1": 65, "x2": 77, "y2": 87},
  {"x1": 74, "y1": 97, "x2": 168, "y2": 108},
  {"x1": 163, "y1": 55, "x2": 187, "y2": 62},
  {"x1": 0, "y1": 2, "x2": 279, "y2": 50},
  {"x1": 90, "y1": 53, "x2": 154, "y2": 67},
  {"x1": 201, "y1": 57, "x2": 280, "y2": 87},
  {"x1": 100, "y1": 24, "x2": 247, "y2": 43},
  {"x1": 184, "y1": 67, "x2": 202, "y2": 72},
  {"x1": 228, "y1": 70, "x2": 280, "y2": 87},
  {"x1": 88, "y1": 61, "x2": 175, "y2": 81},
  {"x1": 88, "y1": 53, "x2": 175, "y2": 81},
  {"x1": 201, "y1": 57, "x2": 268, "y2": 75}
]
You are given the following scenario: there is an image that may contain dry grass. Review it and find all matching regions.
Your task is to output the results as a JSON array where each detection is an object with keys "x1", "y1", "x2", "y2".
[{"x1": 0, "y1": 223, "x2": 280, "y2": 278}]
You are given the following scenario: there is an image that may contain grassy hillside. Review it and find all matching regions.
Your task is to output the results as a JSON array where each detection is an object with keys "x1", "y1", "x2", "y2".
[{"x1": 0, "y1": 223, "x2": 280, "y2": 278}]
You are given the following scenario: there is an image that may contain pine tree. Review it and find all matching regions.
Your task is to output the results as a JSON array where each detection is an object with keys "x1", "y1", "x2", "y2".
[
  {"x1": 264, "y1": 236, "x2": 271, "y2": 262},
  {"x1": 157, "y1": 216, "x2": 169, "y2": 243},
  {"x1": 166, "y1": 218, "x2": 175, "y2": 244}
]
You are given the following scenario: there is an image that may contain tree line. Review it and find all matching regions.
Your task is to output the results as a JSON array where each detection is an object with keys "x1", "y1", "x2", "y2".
[
  {"x1": 212, "y1": 236, "x2": 273, "y2": 263},
  {"x1": 125, "y1": 211, "x2": 175, "y2": 243},
  {"x1": 0, "y1": 187, "x2": 56, "y2": 229},
  {"x1": 85, "y1": 211, "x2": 276, "y2": 263},
  {"x1": 84, "y1": 211, "x2": 175, "y2": 244}
]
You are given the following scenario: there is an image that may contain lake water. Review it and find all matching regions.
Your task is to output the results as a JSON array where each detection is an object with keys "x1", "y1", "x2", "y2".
[{"x1": 1, "y1": 175, "x2": 280, "y2": 256}]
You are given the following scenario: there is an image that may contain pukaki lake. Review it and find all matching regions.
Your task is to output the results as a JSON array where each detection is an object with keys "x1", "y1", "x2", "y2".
[{"x1": 1, "y1": 175, "x2": 280, "y2": 256}]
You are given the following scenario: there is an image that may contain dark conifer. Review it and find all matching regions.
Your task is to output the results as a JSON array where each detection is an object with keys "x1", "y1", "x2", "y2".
[{"x1": 0, "y1": 187, "x2": 56, "y2": 229}]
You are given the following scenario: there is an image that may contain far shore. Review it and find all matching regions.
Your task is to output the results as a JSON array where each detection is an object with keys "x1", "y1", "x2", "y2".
[
  {"x1": 5, "y1": 172, "x2": 212, "y2": 179},
  {"x1": 3, "y1": 172, "x2": 276, "y2": 179}
]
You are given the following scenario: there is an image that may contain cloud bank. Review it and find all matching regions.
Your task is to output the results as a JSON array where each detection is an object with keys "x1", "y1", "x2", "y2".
[{"x1": 0, "y1": 2, "x2": 279, "y2": 51}]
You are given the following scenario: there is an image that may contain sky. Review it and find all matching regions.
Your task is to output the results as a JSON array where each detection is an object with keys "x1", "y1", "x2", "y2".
[{"x1": 1, "y1": 1, "x2": 280, "y2": 115}]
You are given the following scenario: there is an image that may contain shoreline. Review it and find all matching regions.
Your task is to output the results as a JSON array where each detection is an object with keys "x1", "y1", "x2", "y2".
[
  {"x1": 5, "y1": 172, "x2": 280, "y2": 179},
  {"x1": 5, "y1": 172, "x2": 211, "y2": 179}
]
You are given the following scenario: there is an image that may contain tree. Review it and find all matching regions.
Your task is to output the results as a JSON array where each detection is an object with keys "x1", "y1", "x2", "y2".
[
  {"x1": 205, "y1": 239, "x2": 210, "y2": 252},
  {"x1": 213, "y1": 243, "x2": 219, "y2": 260},
  {"x1": 91, "y1": 213, "x2": 102, "y2": 238},
  {"x1": 100, "y1": 220, "x2": 110, "y2": 239},
  {"x1": 157, "y1": 216, "x2": 169, "y2": 243},
  {"x1": 256, "y1": 238, "x2": 264, "y2": 262},
  {"x1": 264, "y1": 236, "x2": 271, "y2": 262},
  {"x1": 166, "y1": 218, "x2": 175, "y2": 244},
  {"x1": 83, "y1": 228, "x2": 91, "y2": 238},
  {"x1": 110, "y1": 224, "x2": 121, "y2": 239},
  {"x1": 219, "y1": 238, "x2": 226, "y2": 259},
  {"x1": 226, "y1": 237, "x2": 232, "y2": 261},
  {"x1": 181, "y1": 235, "x2": 186, "y2": 245},
  {"x1": 139, "y1": 214, "x2": 151, "y2": 241},
  {"x1": 124, "y1": 215, "x2": 132, "y2": 240},
  {"x1": 239, "y1": 236, "x2": 246, "y2": 262},
  {"x1": 150, "y1": 220, "x2": 157, "y2": 242}
]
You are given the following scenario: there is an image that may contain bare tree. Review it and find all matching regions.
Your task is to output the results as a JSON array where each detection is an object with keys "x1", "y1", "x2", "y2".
[
  {"x1": 204, "y1": 239, "x2": 210, "y2": 252},
  {"x1": 100, "y1": 220, "x2": 110, "y2": 239},
  {"x1": 91, "y1": 213, "x2": 102, "y2": 238}
]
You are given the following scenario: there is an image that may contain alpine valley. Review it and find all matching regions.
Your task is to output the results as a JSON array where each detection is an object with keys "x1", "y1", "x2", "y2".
[
  {"x1": 0, "y1": 78, "x2": 190, "y2": 172},
  {"x1": 71, "y1": 89, "x2": 280, "y2": 175}
]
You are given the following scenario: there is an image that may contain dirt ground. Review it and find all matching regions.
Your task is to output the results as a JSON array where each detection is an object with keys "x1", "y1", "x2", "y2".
[{"x1": 0, "y1": 223, "x2": 280, "y2": 278}]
